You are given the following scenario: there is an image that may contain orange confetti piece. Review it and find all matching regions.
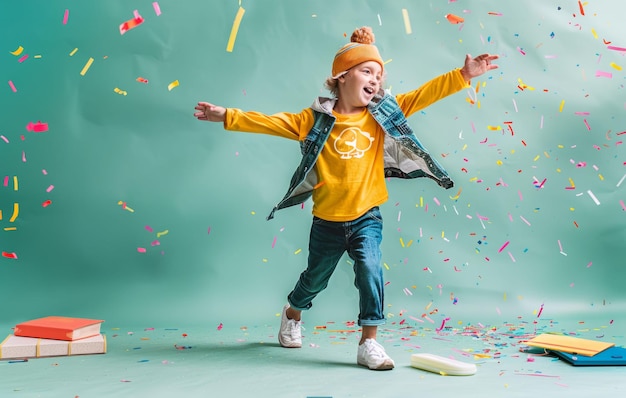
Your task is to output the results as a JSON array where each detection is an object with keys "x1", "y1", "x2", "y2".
[
  {"x1": 445, "y1": 14, "x2": 464, "y2": 24},
  {"x1": 120, "y1": 10, "x2": 145, "y2": 35}
]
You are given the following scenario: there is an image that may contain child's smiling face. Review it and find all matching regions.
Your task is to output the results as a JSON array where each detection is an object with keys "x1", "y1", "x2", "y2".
[{"x1": 337, "y1": 61, "x2": 383, "y2": 113}]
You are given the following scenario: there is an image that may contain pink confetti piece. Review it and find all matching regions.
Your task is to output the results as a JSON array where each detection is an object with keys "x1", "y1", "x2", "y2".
[
  {"x1": 26, "y1": 121, "x2": 49, "y2": 132},
  {"x1": 62, "y1": 9, "x2": 69, "y2": 24},
  {"x1": 145, "y1": 225, "x2": 153, "y2": 232},
  {"x1": 620, "y1": 200, "x2": 626, "y2": 211},
  {"x1": 8, "y1": 80, "x2": 17, "y2": 92},
  {"x1": 508, "y1": 251, "x2": 516, "y2": 262},
  {"x1": 18, "y1": 54, "x2": 29, "y2": 63},
  {"x1": 595, "y1": 70, "x2": 612, "y2": 78},
  {"x1": 3, "y1": 176, "x2": 8, "y2": 186},
  {"x1": 46, "y1": 185, "x2": 54, "y2": 192},
  {"x1": 433, "y1": 197, "x2": 440, "y2": 206},
  {"x1": 22, "y1": 151, "x2": 26, "y2": 162},
  {"x1": 537, "y1": 303, "x2": 544, "y2": 317},
  {"x1": 151, "y1": 240, "x2": 160, "y2": 246},
  {"x1": 271, "y1": 236, "x2": 277, "y2": 248},
  {"x1": 217, "y1": 323, "x2": 223, "y2": 330},
  {"x1": 498, "y1": 241, "x2": 510, "y2": 253},
  {"x1": 153, "y1": 2, "x2": 162, "y2": 16},
  {"x1": 583, "y1": 119, "x2": 591, "y2": 130},
  {"x1": 607, "y1": 45, "x2": 626, "y2": 52},
  {"x1": 137, "y1": 247, "x2": 147, "y2": 253},
  {"x1": 586, "y1": 262, "x2": 593, "y2": 268},
  {"x1": 207, "y1": 227, "x2": 211, "y2": 235},
  {"x1": 436, "y1": 317, "x2": 450, "y2": 332},
  {"x1": 519, "y1": 215, "x2": 531, "y2": 226},
  {"x1": 0, "y1": 135, "x2": 8, "y2": 143}
]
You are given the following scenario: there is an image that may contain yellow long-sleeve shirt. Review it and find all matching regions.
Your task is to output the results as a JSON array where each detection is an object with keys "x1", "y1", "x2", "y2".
[{"x1": 224, "y1": 69, "x2": 469, "y2": 221}]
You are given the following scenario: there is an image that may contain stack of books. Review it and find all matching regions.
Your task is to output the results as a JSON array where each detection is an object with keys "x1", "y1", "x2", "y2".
[
  {"x1": 0, "y1": 316, "x2": 106, "y2": 360},
  {"x1": 525, "y1": 333, "x2": 626, "y2": 366}
]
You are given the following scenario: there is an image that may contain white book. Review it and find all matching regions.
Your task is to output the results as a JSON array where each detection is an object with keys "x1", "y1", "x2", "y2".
[{"x1": 0, "y1": 334, "x2": 106, "y2": 360}]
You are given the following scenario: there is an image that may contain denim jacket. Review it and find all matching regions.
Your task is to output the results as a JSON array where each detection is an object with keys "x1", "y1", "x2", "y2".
[{"x1": 266, "y1": 90, "x2": 453, "y2": 220}]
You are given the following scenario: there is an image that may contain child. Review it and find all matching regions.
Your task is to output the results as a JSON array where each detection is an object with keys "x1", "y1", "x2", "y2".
[{"x1": 194, "y1": 26, "x2": 498, "y2": 370}]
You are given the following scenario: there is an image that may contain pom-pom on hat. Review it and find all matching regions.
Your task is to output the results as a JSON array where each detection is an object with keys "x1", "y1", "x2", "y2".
[{"x1": 332, "y1": 26, "x2": 384, "y2": 79}]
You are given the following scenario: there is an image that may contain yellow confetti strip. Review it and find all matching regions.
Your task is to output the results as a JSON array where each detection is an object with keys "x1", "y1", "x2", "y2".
[
  {"x1": 114, "y1": 87, "x2": 128, "y2": 96},
  {"x1": 294, "y1": 248, "x2": 302, "y2": 255},
  {"x1": 9, "y1": 203, "x2": 19, "y2": 222},
  {"x1": 11, "y1": 46, "x2": 24, "y2": 56},
  {"x1": 517, "y1": 78, "x2": 535, "y2": 90},
  {"x1": 402, "y1": 9, "x2": 412, "y2": 34},
  {"x1": 610, "y1": 62, "x2": 622, "y2": 71},
  {"x1": 559, "y1": 99, "x2": 565, "y2": 112},
  {"x1": 156, "y1": 230, "x2": 169, "y2": 238},
  {"x1": 591, "y1": 28, "x2": 598, "y2": 39},
  {"x1": 13, "y1": 176, "x2": 18, "y2": 191},
  {"x1": 80, "y1": 57, "x2": 94, "y2": 76},
  {"x1": 488, "y1": 125, "x2": 501, "y2": 131},
  {"x1": 4, "y1": 227, "x2": 17, "y2": 231},
  {"x1": 226, "y1": 7, "x2": 246, "y2": 52},
  {"x1": 400, "y1": 238, "x2": 405, "y2": 247},
  {"x1": 449, "y1": 187, "x2": 462, "y2": 200},
  {"x1": 167, "y1": 80, "x2": 179, "y2": 91},
  {"x1": 69, "y1": 48, "x2": 78, "y2": 56},
  {"x1": 383, "y1": 262, "x2": 389, "y2": 270}
]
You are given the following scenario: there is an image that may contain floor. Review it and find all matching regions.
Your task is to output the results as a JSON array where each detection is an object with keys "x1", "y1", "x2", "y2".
[{"x1": 1, "y1": 314, "x2": 624, "y2": 398}]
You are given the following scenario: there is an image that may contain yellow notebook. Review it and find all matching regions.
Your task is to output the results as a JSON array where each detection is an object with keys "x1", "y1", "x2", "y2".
[{"x1": 525, "y1": 334, "x2": 615, "y2": 357}]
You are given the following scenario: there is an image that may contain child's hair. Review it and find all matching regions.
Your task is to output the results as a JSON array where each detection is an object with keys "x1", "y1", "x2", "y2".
[{"x1": 324, "y1": 26, "x2": 384, "y2": 97}]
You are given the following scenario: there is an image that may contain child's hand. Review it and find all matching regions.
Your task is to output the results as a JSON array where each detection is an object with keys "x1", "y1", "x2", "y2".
[
  {"x1": 460, "y1": 53, "x2": 499, "y2": 81},
  {"x1": 194, "y1": 102, "x2": 226, "y2": 122}
]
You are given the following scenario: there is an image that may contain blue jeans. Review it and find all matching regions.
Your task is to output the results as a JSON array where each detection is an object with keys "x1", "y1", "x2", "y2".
[{"x1": 287, "y1": 207, "x2": 385, "y2": 326}]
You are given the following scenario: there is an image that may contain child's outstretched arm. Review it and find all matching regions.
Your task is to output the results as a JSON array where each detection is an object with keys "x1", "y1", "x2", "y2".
[
  {"x1": 194, "y1": 102, "x2": 226, "y2": 122},
  {"x1": 459, "y1": 53, "x2": 499, "y2": 81}
]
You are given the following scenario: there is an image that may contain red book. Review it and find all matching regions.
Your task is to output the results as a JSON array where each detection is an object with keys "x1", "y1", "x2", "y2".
[{"x1": 14, "y1": 316, "x2": 104, "y2": 341}]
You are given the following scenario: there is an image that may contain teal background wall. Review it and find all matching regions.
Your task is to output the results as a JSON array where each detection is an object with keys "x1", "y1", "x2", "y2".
[{"x1": 1, "y1": 1, "x2": 624, "y2": 329}]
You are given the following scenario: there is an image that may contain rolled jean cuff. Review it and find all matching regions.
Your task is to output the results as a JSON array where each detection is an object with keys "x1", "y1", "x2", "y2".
[
  {"x1": 287, "y1": 296, "x2": 312, "y2": 312},
  {"x1": 359, "y1": 318, "x2": 386, "y2": 327}
]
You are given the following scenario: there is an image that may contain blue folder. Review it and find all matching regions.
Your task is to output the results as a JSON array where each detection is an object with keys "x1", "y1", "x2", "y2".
[{"x1": 551, "y1": 346, "x2": 626, "y2": 366}]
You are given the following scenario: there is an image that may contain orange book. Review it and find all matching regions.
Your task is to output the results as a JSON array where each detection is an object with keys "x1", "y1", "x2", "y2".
[
  {"x1": 525, "y1": 333, "x2": 615, "y2": 357},
  {"x1": 14, "y1": 316, "x2": 104, "y2": 341}
]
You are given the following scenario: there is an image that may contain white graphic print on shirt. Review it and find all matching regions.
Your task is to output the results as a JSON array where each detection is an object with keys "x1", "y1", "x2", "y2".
[{"x1": 333, "y1": 127, "x2": 375, "y2": 159}]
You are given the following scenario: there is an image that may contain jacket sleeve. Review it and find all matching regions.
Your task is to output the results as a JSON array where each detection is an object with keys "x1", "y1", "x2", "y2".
[
  {"x1": 396, "y1": 69, "x2": 470, "y2": 118},
  {"x1": 223, "y1": 107, "x2": 314, "y2": 141}
]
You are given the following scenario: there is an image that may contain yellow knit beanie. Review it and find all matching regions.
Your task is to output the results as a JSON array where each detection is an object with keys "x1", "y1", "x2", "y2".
[{"x1": 332, "y1": 26, "x2": 384, "y2": 78}]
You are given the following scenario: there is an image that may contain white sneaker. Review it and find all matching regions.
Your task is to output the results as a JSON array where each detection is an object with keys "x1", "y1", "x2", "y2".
[
  {"x1": 278, "y1": 304, "x2": 302, "y2": 348},
  {"x1": 357, "y1": 339, "x2": 395, "y2": 370}
]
